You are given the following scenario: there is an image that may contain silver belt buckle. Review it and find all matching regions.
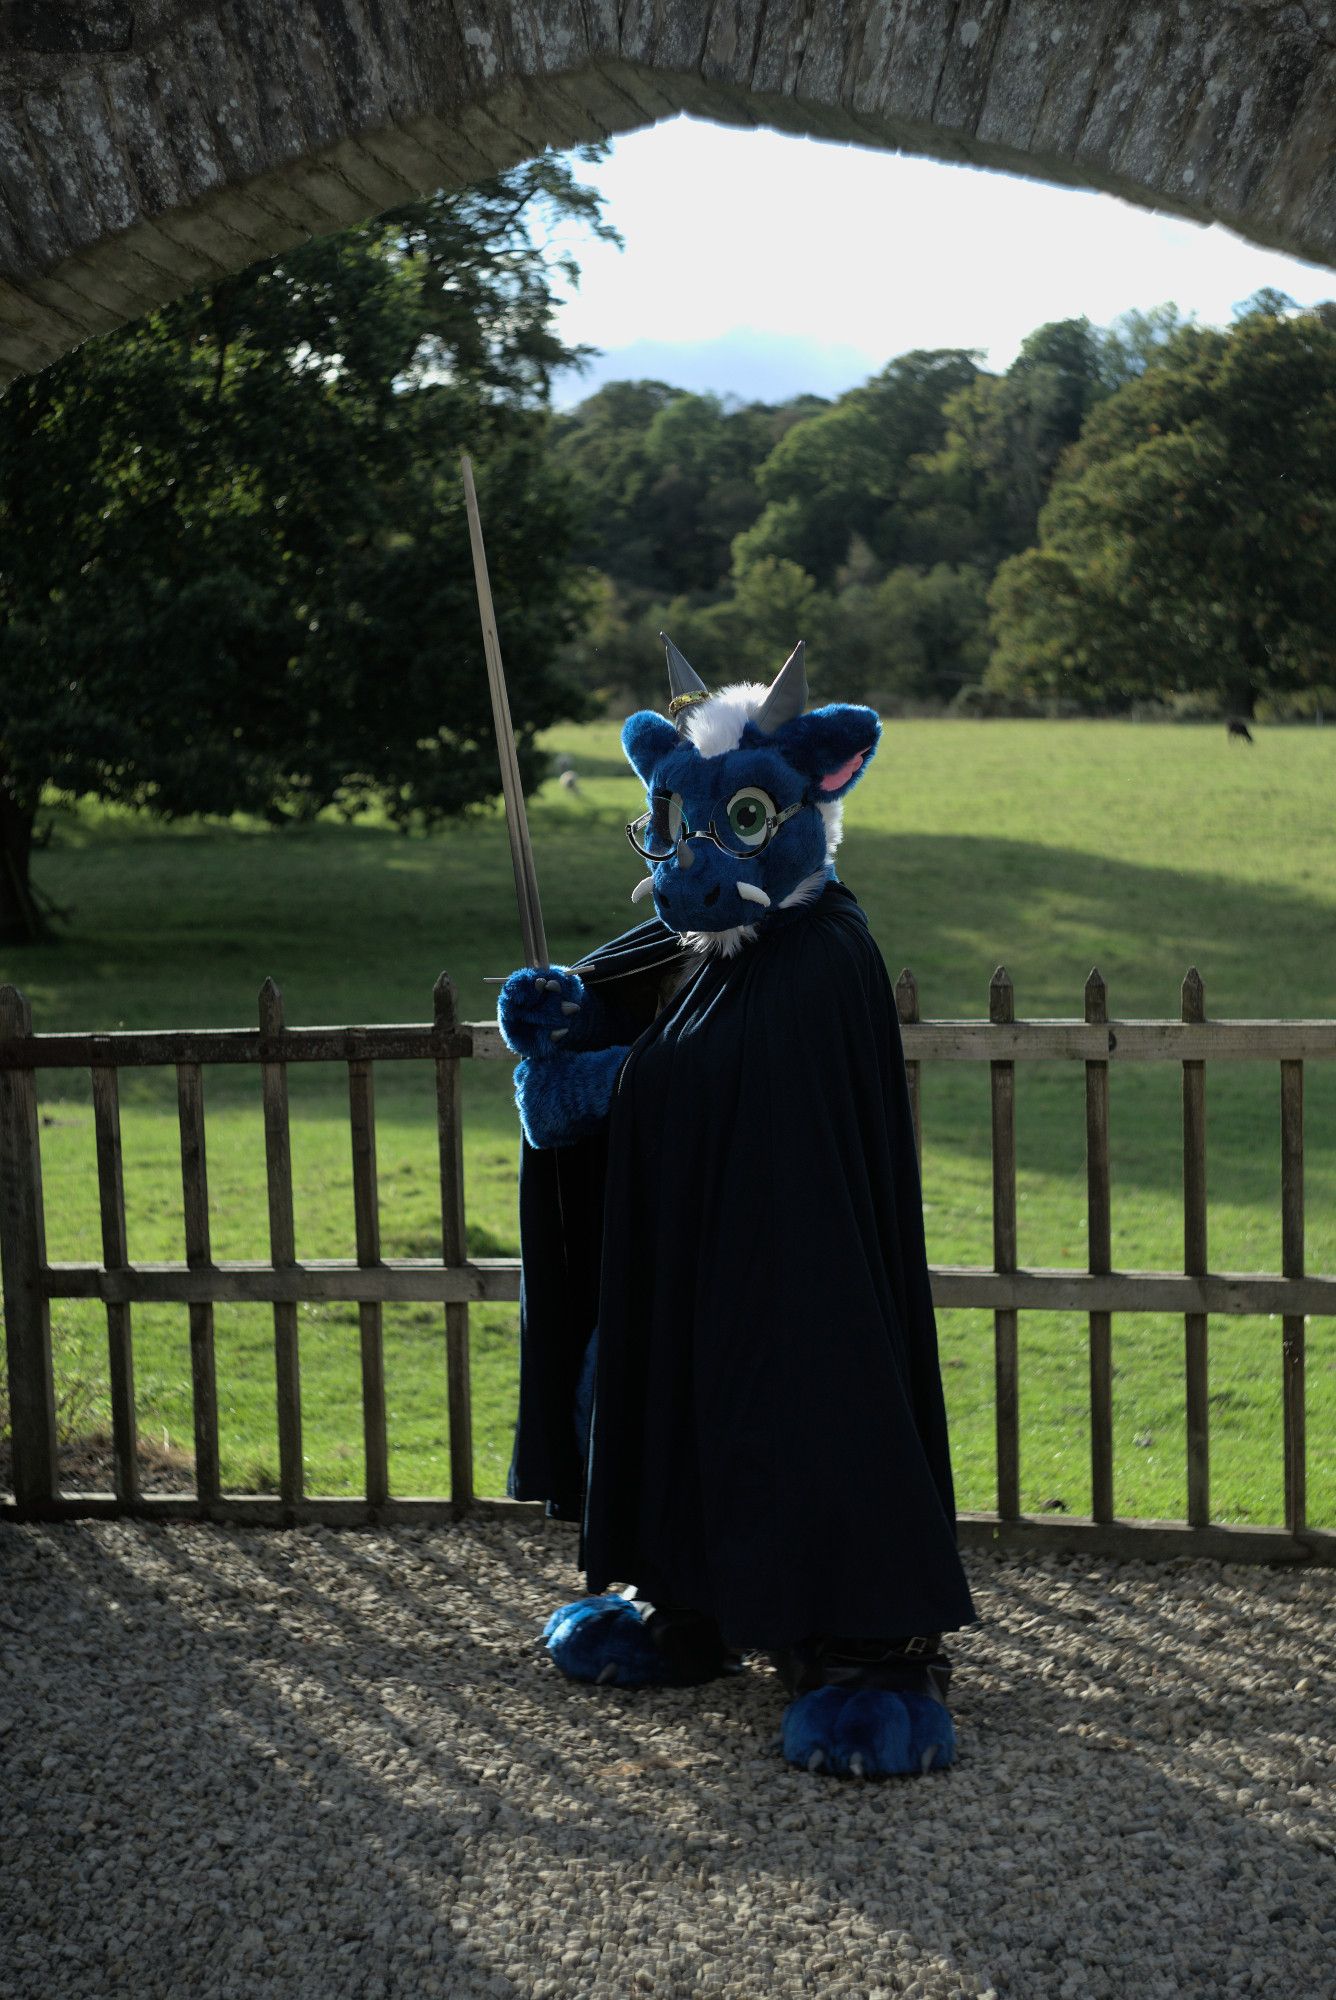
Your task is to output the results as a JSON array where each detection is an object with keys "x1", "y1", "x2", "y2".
[{"x1": 903, "y1": 1635, "x2": 930, "y2": 1657}]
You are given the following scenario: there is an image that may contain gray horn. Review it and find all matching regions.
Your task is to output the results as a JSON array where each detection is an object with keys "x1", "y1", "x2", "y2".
[
  {"x1": 751, "y1": 640, "x2": 808, "y2": 734},
  {"x1": 662, "y1": 631, "x2": 709, "y2": 733}
]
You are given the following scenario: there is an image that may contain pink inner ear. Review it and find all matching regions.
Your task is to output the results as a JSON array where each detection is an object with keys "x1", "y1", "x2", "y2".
[{"x1": 818, "y1": 751, "x2": 864, "y2": 793}]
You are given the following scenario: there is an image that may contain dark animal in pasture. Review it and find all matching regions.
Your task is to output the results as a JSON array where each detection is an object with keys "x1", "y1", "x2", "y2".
[{"x1": 1227, "y1": 718, "x2": 1254, "y2": 744}]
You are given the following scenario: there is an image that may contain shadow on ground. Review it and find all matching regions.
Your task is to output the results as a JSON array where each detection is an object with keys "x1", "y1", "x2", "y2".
[{"x1": 1, "y1": 1520, "x2": 1330, "y2": 1999}]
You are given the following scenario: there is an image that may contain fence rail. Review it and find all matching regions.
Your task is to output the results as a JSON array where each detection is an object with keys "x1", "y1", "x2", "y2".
[{"x1": 1, "y1": 970, "x2": 1332, "y2": 1568}]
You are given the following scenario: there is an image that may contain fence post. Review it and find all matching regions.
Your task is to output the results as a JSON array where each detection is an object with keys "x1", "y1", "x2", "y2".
[
  {"x1": 990, "y1": 966, "x2": 1020, "y2": 1520},
  {"x1": 435, "y1": 975, "x2": 473, "y2": 1516},
  {"x1": 1280, "y1": 1059, "x2": 1305, "y2": 1535},
  {"x1": 260, "y1": 979, "x2": 304, "y2": 1515},
  {"x1": 895, "y1": 968, "x2": 921, "y2": 1170},
  {"x1": 1181, "y1": 967, "x2": 1210, "y2": 1528},
  {"x1": 91, "y1": 1052, "x2": 138, "y2": 1503},
  {"x1": 177, "y1": 1062, "x2": 221, "y2": 1510},
  {"x1": 1085, "y1": 968, "x2": 1114, "y2": 1523},
  {"x1": 0, "y1": 986, "x2": 57, "y2": 1510},
  {"x1": 348, "y1": 1055, "x2": 389, "y2": 1511}
]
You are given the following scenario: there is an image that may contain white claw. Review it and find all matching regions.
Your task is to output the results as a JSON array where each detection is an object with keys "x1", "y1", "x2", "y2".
[
  {"x1": 631, "y1": 876, "x2": 656, "y2": 905},
  {"x1": 736, "y1": 881, "x2": 771, "y2": 908},
  {"x1": 561, "y1": 1000, "x2": 580, "y2": 1015},
  {"x1": 921, "y1": 1745, "x2": 937, "y2": 1773},
  {"x1": 807, "y1": 1749, "x2": 826, "y2": 1773},
  {"x1": 597, "y1": 1663, "x2": 618, "y2": 1685},
  {"x1": 849, "y1": 1752, "x2": 866, "y2": 1779},
  {"x1": 549, "y1": 1027, "x2": 569, "y2": 1042}
]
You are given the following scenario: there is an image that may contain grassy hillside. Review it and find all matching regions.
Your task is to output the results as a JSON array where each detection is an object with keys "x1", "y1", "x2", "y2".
[{"x1": 6, "y1": 718, "x2": 1335, "y2": 1524}]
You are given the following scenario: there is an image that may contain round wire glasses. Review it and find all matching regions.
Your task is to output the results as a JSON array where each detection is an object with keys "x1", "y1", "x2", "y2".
[{"x1": 627, "y1": 786, "x2": 802, "y2": 862}]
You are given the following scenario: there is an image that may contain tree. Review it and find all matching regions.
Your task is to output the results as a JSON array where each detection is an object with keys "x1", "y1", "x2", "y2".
[
  {"x1": 1098, "y1": 302, "x2": 1195, "y2": 388},
  {"x1": 549, "y1": 378, "x2": 683, "y2": 589},
  {"x1": 912, "y1": 319, "x2": 1117, "y2": 567},
  {"x1": 624, "y1": 554, "x2": 820, "y2": 695},
  {"x1": 819, "y1": 562, "x2": 990, "y2": 704},
  {"x1": 987, "y1": 304, "x2": 1336, "y2": 716},
  {"x1": 735, "y1": 350, "x2": 982, "y2": 586},
  {"x1": 552, "y1": 382, "x2": 824, "y2": 597},
  {"x1": 0, "y1": 153, "x2": 614, "y2": 940}
]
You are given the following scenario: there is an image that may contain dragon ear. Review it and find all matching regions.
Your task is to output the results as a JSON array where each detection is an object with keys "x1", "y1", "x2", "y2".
[
  {"x1": 622, "y1": 710, "x2": 680, "y2": 787},
  {"x1": 775, "y1": 704, "x2": 882, "y2": 799}
]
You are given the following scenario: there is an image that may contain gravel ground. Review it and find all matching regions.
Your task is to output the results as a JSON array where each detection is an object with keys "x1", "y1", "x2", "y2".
[{"x1": 1, "y1": 1519, "x2": 1332, "y2": 2000}]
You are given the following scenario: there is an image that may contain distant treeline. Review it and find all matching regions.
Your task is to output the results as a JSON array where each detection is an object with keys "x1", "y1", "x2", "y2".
[
  {"x1": 551, "y1": 292, "x2": 1336, "y2": 723},
  {"x1": 4, "y1": 151, "x2": 1334, "y2": 943}
]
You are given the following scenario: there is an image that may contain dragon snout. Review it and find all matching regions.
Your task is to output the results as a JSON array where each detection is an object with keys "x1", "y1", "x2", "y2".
[{"x1": 633, "y1": 836, "x2": 778, "y2": 929}]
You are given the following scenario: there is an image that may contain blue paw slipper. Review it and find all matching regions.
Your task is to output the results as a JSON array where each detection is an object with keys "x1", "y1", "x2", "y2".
[
  {"x1": 780, "y1": 1683, "x2": 957, "y2": 1776},
  {"x1": 543, "y1": 1595, "x2": 672, "y2": 1687}
]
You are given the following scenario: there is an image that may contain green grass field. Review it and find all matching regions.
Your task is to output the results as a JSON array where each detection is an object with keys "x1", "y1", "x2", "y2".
[{"x1": 4, "y1": 718, "x2": 1334, "y2": 1525}]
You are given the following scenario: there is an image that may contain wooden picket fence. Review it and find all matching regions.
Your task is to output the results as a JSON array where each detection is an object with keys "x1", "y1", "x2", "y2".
[{"x1": 1, "y1": 968, "x2": 1332, "y2": 1566}]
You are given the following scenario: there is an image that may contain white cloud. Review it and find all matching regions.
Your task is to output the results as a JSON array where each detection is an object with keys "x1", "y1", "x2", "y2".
[{"x1": 549, "y1": 117, "x2": 1333, "y2": 388}]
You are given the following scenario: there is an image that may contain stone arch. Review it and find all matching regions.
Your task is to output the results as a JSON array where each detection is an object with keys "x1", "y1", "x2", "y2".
[{"x1": 1, "y1": 1, "x2": 1334, "y2": 383}]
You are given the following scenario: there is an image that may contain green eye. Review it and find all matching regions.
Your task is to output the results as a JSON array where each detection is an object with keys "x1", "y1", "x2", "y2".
[{"x1": 725, "y1": 788, "x2": 774, "y2": 849}]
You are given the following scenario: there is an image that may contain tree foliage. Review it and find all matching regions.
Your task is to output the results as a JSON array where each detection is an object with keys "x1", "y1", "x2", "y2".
[
  {"x1": 552, "y1": 325, "x2": 1161, "y2": 714},
  {"x1": 0, "y1": 153, "x2": 613, "y2": 939},
  {"x1": 558, "y1": 297, "x2": 1336, "y2": 726},
  {"x1": 552, "y1": 383, "x2": 822, "y2": 595},
  {"x1": 10, "y1": 229, "x2": 1334, "y2": 946},
  {"x1": 987, "y1": 301, "x2": 1336, "y2": 716},
  {"x1": 736, "y1": 349, "x2": 982, "y2": 585}
]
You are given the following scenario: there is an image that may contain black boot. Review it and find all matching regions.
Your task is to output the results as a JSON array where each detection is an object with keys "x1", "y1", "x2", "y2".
[
  {"x1": 641, "y1": 1602, "x2": 740, "y2": 1685},
  {"x1": 770, "y1": 1632, "x2": 953, "y2": 1708}
]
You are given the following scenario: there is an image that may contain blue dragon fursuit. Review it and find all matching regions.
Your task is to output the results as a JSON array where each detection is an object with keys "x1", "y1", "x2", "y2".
[{"x1": 504, "y1": 635, "x2": 977, "y2": 1777}]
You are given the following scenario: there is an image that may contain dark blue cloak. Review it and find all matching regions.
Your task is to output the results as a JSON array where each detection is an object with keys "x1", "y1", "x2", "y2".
[{"x1": 510, "y1": 881, "x2": 976, "y2": 1651}]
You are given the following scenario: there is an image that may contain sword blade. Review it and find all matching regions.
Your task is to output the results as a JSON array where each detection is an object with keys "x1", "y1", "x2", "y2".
[{"x1": 460, "y1": 451, "x2": 549, "y2": 970}]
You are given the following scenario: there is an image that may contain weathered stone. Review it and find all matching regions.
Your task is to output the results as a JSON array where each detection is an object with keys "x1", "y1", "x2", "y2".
[
  {"x1": 1, "y1": 0, "x2": 1335, "y2": 384},
  {"x1": 1, "y1": 3, "x2": 133, "y2": 58}
]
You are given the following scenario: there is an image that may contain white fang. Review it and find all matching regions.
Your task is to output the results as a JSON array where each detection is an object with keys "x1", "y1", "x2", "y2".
[
  {"x1": 735, "y1": 881, "x2": 771, "y2": 909},
  {"x1": 631, "y1": 875, "x2": 656, "y2": 904}
]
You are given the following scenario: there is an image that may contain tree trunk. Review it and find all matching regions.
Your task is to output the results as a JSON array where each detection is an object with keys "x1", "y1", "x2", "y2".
[
  {"x1": 0, "y1": 782, "x2": 44, "y2": 944},
  {"x1": 1227, "y1": 624, "x2": 1266, "y2": 721}
]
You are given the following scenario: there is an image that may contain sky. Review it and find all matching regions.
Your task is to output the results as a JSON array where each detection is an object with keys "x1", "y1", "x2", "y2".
[{"x1": 546, "y1": 117, "x2": 1334, "y2": 407}]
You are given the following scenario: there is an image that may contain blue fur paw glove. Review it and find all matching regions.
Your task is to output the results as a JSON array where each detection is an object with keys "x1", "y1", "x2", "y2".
[
  {"x1": 497, "y1": 966, "x2": 614, "y2": 1058},
  {"x1": 513, "y1": 1046, "x2": 629, "y2": 1150},
  {"x1": 543, "y1": 1596, "x2": 672, "y2": 1688},
  {"x1": 499, "y1": 967, "x2": 628, "y2": 1148},
  {"x1": 780, "y1": 1685, "x2": 957, "y2": 1778}
]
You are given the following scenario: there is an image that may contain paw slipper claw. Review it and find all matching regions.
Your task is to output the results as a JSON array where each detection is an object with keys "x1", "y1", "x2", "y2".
[
  {"x1": 781, "y1": 1684, "x2": 947, "y2": 1776},
  {"x1": 901, "y1": 1690, "x2": 957, "y2": 1770},
  {"x1": 543, "y1": 1595, "x2": 670, "y2": 1687}
]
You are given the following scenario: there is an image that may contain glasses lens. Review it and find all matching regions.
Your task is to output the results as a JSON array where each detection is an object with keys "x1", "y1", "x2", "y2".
[
  {"x1": 628, "y1": 813, "x2": 658, "y2": 859},
  {"x1": 639, "y1": 792, "x2": 682, "y2": 858}
]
